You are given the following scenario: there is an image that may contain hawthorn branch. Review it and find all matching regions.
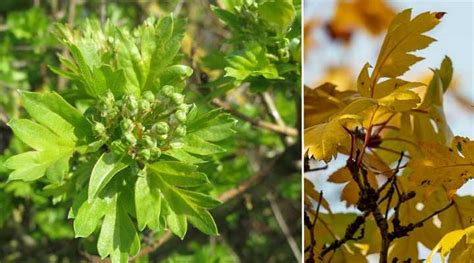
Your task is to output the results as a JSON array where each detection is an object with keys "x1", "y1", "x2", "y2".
[
  {"x1": 212, "y1": 98, "x2": 298, "y2": 137},
  {"x1": 319, "y1": 211, "x2": 369, "y2": 259},
  {"x1": 267, "y1": 192, "x2": 302, "y2": 262},
  {"x1": 305, "y1": 191, "x2": 323, "y2": 262}
]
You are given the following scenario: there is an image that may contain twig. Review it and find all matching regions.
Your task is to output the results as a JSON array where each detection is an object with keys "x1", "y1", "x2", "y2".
[
  {"x1": 305, "y1": 191, "x2": 323, "y2": 262},
  {"x1": 267, "y1": 192, "x2": 301, "y2": 262},
  {"x1": 100, "y1": 0, "x2": 107, "y2": 26},
  {"x1": 57, "y1": 0, "x2": 77, "y2": 91},
  {"x1": 319, "y1": 211, "x2": 369, "y2": 259},
  {"x1": 212, "y1": 98, "x2": 298, "y2": 137},
  {"x1": 260, "y1": 91, "x2": 294, "y2": 145}
]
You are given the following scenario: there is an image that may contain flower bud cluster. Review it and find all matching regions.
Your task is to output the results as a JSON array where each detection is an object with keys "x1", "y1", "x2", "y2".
[{"x1": 89, "y1": 86, "x2": 191, "y2": 162}]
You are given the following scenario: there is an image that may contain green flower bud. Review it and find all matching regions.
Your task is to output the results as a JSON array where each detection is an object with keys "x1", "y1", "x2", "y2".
[
  {"x1": 139, "y1": 99, "x2": 151, "y2": 112},
  {"x1": 142, "y1": 135, "x2": 156, "y2": 148},
  {"x1": 120, "y1": 118, "x2": 134, "y2": 132},
  {"x1": 138, "y1": 149, "x2": 151, "y2": 160},
  {"x1": 124, "y1": 132, "x2": 137, "y2": 146},
  {"x1": 152, "y1": 122, "x2": 169, "y2": 135},
  {"x1": 175, "y1": 125, "x2": 186, "y2": 137},
  {"x1": 150, "y1": 147, "x2": 162, "y2": 159},
  {"x1": 171, "y1": 93, "x2": 184, "y2": 105},
  {"x1": 158, "y1": 134, "x2": 168, "y2": 141},
  {"x1": 93, "y1": 122, "x2": 106, "y2": 135},
  {"x1": 104, "y1": 91, "x2": 115, "y2": 107},
  {"x1": 278, "y1": 48, "x2": 289, "y2": 62},
  {"x1": 177, "y1": 103, "x2": 190, "y2": 111},
  {"x1": 142, "y1": 90, "x2": 155, "y2": 103},
  {"x1": 175, "y1": 109, "x2": 187, "y2": 123},
  {"x1": 124, "y1": 94, "x2": 138, "y2": 116},
  {"x1": 161, "y1": 85, "x2": 174, "y2": 97}
]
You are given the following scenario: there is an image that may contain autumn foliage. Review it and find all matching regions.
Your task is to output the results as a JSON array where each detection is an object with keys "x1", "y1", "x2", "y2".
[{"x1": 304, "y1": 9, "x2": 473, "y2": 263}]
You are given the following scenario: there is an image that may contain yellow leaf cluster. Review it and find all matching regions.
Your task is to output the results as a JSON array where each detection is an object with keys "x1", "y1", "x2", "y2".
[{"x1": 408, "y1": 136, "x2": 474, "y2": 197}]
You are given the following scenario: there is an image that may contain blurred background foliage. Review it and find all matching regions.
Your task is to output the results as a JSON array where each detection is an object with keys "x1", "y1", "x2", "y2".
[{"x1": 0, "y1": 0, "x2": 301, "y2": 262}]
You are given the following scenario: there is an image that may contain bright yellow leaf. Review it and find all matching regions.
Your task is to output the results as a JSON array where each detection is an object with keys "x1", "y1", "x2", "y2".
[{"x1": 407, "y1": 136, "x2": 474, "y2": 197}]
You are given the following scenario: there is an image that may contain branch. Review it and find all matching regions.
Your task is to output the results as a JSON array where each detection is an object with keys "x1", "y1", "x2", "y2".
[
  {"x1": 319, "y1": 211, "x2": 369, "y2": 259},
  {"x1": 212, "y1": 98, "x2": 298, "y2": 137},
  {"x1": 57, "y1": 0, "x2": 77, "y2": 91},
  {"x1": 267, "y1": 192, "x2": 302, "y2": 262},
  {"x1": 306, "y1": 190, "x2": 323, "y2": 262}
]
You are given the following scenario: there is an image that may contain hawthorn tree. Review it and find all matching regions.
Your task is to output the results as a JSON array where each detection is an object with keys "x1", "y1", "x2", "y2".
[
  {"x1": 0, "y1": 1, "x2": 301, "y2": 262},
  {"x1": 304, "y1": 9, "x2": 474, "y2": 263}
]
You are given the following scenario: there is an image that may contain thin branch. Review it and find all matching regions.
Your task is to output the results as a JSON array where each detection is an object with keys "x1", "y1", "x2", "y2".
[
  {"x1": 212, "y1": 98, "x2": 298, "y2": 137},
  {"x1": 319, "y1": 211, "x2": 369, "y2": 258},
  {"x1": 100, "y1": 0, "x2": 107, "y2": 26},
  {"x1": 267, "y1": 192, "x2": 301, "y2": 262},
  {"x1": 57, "y1": 0, "x2": 77, "y2": 91}
]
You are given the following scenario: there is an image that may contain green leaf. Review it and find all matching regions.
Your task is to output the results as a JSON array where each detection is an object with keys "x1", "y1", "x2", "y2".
[
  {"x1": 8, "y1": 119, "x2": 72, "y2": 150},
  {"x1": 6, "y1": 118, "x2": 76, "y2": 181},
  {"x1": 181, "y1": 134, "x2": 225, "y2": 156},
  {"x1": 187, "y1": 112, "x2": 236, "y2": 142},
  {"x1": 148, "y1": 164, "x2": 219, "y2": 236},
  {"x1": 74, "y1": 197, "x2": 108, "y2": 238},
  {"x1": 164, "y1": 149, "x2": 206, "y2": 164},
  {"x1": 166, "y1": 211, "x2": 187, "y2": 239},
  {"x1": 97, "y1": 196, "x2": 140, "y2": 261},
  {"x1": 135, "y1": 175, "x2": 161, "y2": 231},
  {"x1": 257, "y1": 0, "x2": 296, "y2": 33},
  {"x1": 20, "y1": 91, "x2": 93, "y2": 142},
  {"x1": 148, "y1": 161, "x2": 209, "y2": 187},
  {"x1": 225, "y1": 43, "x2": 280, "y2": 81},
  {"x1": 88, "y1": 152, "x2": 129, "y2": 201}
]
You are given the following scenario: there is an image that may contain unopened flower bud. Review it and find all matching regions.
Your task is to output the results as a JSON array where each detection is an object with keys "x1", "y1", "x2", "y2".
[
  {"x1": 152, "y1": 122, "x2": 169, "y2": 135},
  {"x1": 104, "y1": 91, "x2": 115, "y2": 107},
  {"x1": 175, "y1": 109, "x2": 187, "y2": 123},
  {"x1": 142, "y1": 90, "x2": 155, "y2": 103},
  {"x1": 138, "y1": 149, "x2": 151, "y2": 160},
  {"x1": 151, "y1": 147, "x2": 162, "y2": 159},
  {"x1": 161, "y1": 85, "x2": 174, "y2": 97},
  {"x1": 120, "y1": 118, "x2": 134, "y2": 132},
  {"x1": 94, "y1": 122, "x2": 106, "y2": 135},
  {"x1": 124, "y1": 95, "x2": 138, "y2": 115},
  {"x1": 142, "y1": 135, "x2": 156, "y2": 148},
  {"x1": 171, "y1": 93, "x2": 184, "y2": 105},
  {"x1": 175, "y1": 125, "x2": 186, "y2": 137},
  {"x1": 124, "y1": 132, "x2": 137, "y2": 146},
  {"x1": 158, "y1": 134, "x2": 168, "y2": 141},
  {"x1": 139, "y1": 99, "x2": 151, "y2": 112}
]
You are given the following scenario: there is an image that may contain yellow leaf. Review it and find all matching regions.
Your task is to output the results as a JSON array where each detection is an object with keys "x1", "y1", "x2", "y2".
[
  {"x1": 357, "y1": 63, "x2": 371, "y2": 97},
  {"x1": 372, "y1": 9, "x2": 441, "y2": 81},
  {"x1": 377, "y1": 82, "x2": 424, "y2": 112},
  {"x1": 407, "y1": 137, "x2": 474, "y2": 197},
  {"x1": 305, "y1": 97, "x2": 377, "y2": 162},
  {"x1": 427, "y1": 226, "x2": 474, "y2": 263},
  {"x1": 304, "y1": 83, "x2": 357, "y2": 128},
  {"x1": 304, "y1": 178, "x2": 331, "y2": 213},
  {"x1": 328, "y1": 167, "x2": 378, "y2": 207},
  {"x1": 326, "y1": 0, "x2": 396, "y2": 43}
]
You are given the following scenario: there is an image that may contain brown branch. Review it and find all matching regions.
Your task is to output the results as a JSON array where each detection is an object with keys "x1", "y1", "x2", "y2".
[
  {"x1": 267, "y1": 192, "x2": 302, "y2": 262},
  {"x1": 305, "y1": 191, "x2": 323, "y2": 262},
  {"x1": 212, "y1": 98, "x2": 298, "y2": 137},
  {"x1": 319, "y1": 211, "x2": 369, "y2": 259}
]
